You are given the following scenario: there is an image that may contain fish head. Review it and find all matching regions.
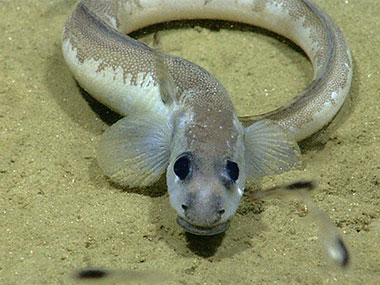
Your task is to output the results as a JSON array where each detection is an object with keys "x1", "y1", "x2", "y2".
[{"x1": 166, "y1": 107, "x2": 246, "y2": 235}]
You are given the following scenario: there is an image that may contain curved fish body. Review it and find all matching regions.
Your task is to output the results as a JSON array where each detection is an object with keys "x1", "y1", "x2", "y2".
[{"x1": 62, "y1": 0, "x2": 352, "y2": 235}]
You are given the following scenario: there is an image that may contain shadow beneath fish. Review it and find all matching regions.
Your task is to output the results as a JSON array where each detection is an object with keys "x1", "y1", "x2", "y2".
[
  {"x1": 184, "y1": 231, "x2": 226, "y2": 258},
  {"x1": 78, "y1": 84, "x2": 122, "y2": 126}
]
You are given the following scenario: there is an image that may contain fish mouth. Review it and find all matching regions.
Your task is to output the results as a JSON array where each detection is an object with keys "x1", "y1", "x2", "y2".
[{"x1": 176, "y1": 216, "x2": 230, "y2": 236}]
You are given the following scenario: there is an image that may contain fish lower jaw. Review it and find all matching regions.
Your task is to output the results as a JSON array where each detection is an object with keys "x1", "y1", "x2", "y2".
[{"x1": 176, "y1": 216, "x2": 230, "y2": 236}]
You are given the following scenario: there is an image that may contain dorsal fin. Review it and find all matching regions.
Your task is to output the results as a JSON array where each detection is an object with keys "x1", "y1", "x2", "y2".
[{"x1": 154, "y1": 48, "x2": 177, "y2": 105}]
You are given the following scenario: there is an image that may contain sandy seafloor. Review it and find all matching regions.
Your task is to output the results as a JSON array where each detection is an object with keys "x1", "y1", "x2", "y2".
[{"x1": 1, "y1": 0, "x2": 380, "y2": 284}]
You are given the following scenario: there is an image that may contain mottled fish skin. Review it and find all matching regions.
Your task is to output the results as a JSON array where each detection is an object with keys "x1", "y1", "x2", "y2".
[{"x1": 62, "y1": 0, "x2": 352, "y2": 235}]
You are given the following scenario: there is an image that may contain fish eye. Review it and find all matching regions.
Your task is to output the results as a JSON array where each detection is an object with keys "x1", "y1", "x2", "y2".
[
  {"x1": 226, "y1": 160, "x2": 239, "y2": 182},
  {"x1": 174, "y1": 153, "x2": 192, "y2": 180}
]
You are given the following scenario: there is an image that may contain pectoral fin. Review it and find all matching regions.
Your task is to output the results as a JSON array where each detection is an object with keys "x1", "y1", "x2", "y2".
[
  {"x1": 97, "y1": 112, "x2": 172, "y2": 187},
  {"x1": 244, "y1": 119, "x2": 301, "y2": 180}
]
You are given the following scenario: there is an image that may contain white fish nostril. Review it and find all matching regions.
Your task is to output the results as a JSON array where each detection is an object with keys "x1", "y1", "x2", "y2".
[
  {"x1": 181, "y1": 204, "x2": 188, "y2": 211},
  {"x1": 218, "y1": 209, "x2": 225, "y2": 216}
]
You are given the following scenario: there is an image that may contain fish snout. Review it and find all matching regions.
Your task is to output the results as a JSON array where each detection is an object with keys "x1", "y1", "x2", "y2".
[
  {"x1": 176, "y1": 193, "x2": 230, "y2": 235},
  {"x1": 181, "y1": 200, "x2": 225, "y2": 226}
]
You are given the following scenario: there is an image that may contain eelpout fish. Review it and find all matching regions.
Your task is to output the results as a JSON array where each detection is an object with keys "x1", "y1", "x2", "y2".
[{"x1": 62, "y1": 0, "x2": 352, "y2": 235}]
